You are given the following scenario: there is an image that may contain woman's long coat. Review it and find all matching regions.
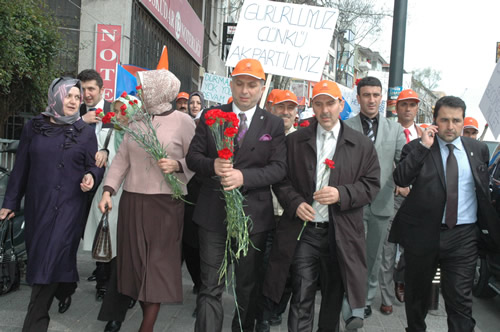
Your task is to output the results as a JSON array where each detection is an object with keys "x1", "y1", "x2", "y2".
[
  {"x1": 2, "y1": 115, "x2": 104, "y2": 284},
  {"x1": 262, "y1": 119, "x2": 380, "y2": 309}
]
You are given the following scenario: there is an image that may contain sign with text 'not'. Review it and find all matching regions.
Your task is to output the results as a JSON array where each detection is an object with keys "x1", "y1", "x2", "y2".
[
  {"x1": 226, "y1": 0, "x2": 338, "y2": 82},
  {"x1": 201, "y1": 73, "x2": 232, "y2": 104},
  {"x1": 95, "y1": 24, "x2": 122, "y2": 102}
]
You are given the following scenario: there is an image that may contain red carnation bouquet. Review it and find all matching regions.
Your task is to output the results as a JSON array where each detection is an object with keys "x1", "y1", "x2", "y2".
[
  {"x1": 97, "y1": 88, "x2": 186, "y2": 201},
  {"x1": 204, "y1": 109, "x2": 253, "y2": 283}
]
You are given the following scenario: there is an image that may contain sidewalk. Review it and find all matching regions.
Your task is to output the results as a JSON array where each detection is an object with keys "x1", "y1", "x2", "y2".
[{"x1": 0, "y1": 246, "x2": 478, "y2": 332}]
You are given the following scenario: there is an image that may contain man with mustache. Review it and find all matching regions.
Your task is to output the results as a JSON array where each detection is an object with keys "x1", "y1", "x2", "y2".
[
  {"x1": 389, "y1": 96, "x2": 500, "y2": 332},
  {"x1": 176, "y1": 92, "x2": 189, "y2": 114},
  {"x1": 263, "y1": 80, "x2": 380, "y2": 332},
  {"x1": 342, "y1": 76, "x2": 406, "y2": 330}
]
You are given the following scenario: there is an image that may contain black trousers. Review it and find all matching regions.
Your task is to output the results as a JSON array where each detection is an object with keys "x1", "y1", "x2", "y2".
[
  {"x1": 195, "y1": 227, "x2": 268, "y2": 332},
  {"x1": 97, "y1": 257, "x2": 131, "y2": 322},
  {"x1": 96, "y1": 261, "x2": 111, "y2": 290},
  {"x1": 257, "y1": 219, "x2": 292, "y2": 322},
  {"x1": 288, "y1": 224, "x2": 342, "y2": 332},
  {"x1": 22, "y1": 282, "x2": 76, "y2": 332},
  {"x1": 404, "y1": 224, "x2": 479, "y2": 332}
]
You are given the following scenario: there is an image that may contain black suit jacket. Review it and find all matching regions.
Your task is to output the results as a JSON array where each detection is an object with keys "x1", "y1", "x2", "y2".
[
  {"x1": 389, "y1": 136, "x2": 500, "y2": 255},
  {"x1": 186, "y1": 103, "x2": 287, "y2": 234},
  {"x1": 79, "y1": 100, "x2": 113, "y2": 128}
]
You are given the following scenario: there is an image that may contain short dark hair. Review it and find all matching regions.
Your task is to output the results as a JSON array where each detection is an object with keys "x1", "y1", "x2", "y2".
[
  {"x1": 77, "y1": 69, "x2": 103, "y2": 88},
  {"x1": 433, "y1": 96, "x2": 466, "y2": 120},
  {"x1": 357, "y1": 76, "x2": 382, "y2": 95}
]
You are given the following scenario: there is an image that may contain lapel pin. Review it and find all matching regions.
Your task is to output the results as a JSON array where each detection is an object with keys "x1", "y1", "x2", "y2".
[
  {"x1": 260, "y1": 116, "x2": 264, "y2": 119},
  {"x1": 471, "y1": 152, "x2": 474, "y2": 156}
]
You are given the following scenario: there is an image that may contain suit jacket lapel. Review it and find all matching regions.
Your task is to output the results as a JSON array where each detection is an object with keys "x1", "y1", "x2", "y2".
[
  {"x1": 430, "y1": 141, "x2": 446, "y2": 189},
  {"x1": 234, "y1": 107, "x2": 264, "y2": 163},
  {"x1": 374, "y1": 115, "x2": 385, "y2": 150}
]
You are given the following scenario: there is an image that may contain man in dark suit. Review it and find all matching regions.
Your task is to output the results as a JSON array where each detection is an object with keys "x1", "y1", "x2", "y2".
[
  {"x1": 389, "y1": 96, "x2": 500, "y2": 332},
  {"x1": 186, "y1": 58, "x2": 287, "y2": 332},
  {"x1": 77, "y1": 69, "x2": 112, "y2": 128},
  {"x1": 262, "y1": 80, "x2": 381, "y2": 332}
]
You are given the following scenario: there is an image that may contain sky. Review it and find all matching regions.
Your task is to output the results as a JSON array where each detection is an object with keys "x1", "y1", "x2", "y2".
[{"x1": 363, "y1": 0, "x2": 500, "y2": 140}]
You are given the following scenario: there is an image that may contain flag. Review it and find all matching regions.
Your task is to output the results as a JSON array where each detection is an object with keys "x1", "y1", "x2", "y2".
[
  {"x1": 157, "y1": 45, "x2": 169, "y2": 70},
  {"x1": 340, "y1": 96, "x2": 352, "y2": 120},
  {"x1": 115, "y1": 64, "x2": 138, "y2": 98}
]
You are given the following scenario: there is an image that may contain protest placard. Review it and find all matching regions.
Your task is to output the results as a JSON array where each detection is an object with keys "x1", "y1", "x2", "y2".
[
  {"x1": 201, "y1": 73, "x2": 232, "y2": 104},
  {"x1": 226, "y1": 0, "x2": 338, "y2": 82},
  {"x1": 480, "y1": 60, "x2": 500, "y2": 139}
]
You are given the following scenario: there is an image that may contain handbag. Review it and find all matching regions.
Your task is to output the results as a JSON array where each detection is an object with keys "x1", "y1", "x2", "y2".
[
  {"x1": 0, "y1": 218, "x2": 20, "y2": 296},
  {"x1": 91, "y1": 207, "x2": 112, "y2": 262}
]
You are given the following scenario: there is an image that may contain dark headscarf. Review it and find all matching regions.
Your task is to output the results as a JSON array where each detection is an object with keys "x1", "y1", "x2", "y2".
[
  {"x1": 188, "y1": 91, "x2": 205, "y2": 118},
  {"x1": 42, "y1": 77, "x2": 82, "y2": 125}
]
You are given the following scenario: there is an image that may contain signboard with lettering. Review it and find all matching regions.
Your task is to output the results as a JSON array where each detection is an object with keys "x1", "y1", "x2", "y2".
[
  {"x1": 226, "y1": 0, "x2": 339, "y2": 82},
  {"x1": 139, "y1": 0, "x2": 204, "y2": 65},
  {"x1": 201, "y1": 73, "x2": 232, "y2": 104},
  {"x1": 480, "y1": 60, "x2": 500, "y2": 138},
  {"x1": 95, "y1": 24, "x2": 122, "y2": 101}
]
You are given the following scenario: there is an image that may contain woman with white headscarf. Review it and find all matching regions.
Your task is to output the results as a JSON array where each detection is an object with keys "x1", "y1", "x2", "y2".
[
  {"x1": 0, "y1": 77, "x2": 104, "y2": 331},
  {"x1": 98, "y1": 70, "x2": 195, "y2": 331}
]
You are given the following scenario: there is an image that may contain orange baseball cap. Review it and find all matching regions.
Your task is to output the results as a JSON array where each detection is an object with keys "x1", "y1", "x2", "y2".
[
  {"x1": 227, "y1": 96, "x2": 233, "y2": 104},
  {"x1": 266, "y1": 89, "x2": 280, "y2": 104},
  {"x1": 273, "y1": 90, "x2": 299, "y2": 105},
  {"x1": 397, "y1": 89, "x2": 420, "y2": 103},
  {"x1": 463, "y1": 117, "x2": 479, "y2": 131},
  {"x1": 176, "y1": 92, "x2": 189, "y2": 100},
  {"x1": 312, "y1": 80, "x2": 342, "y2": 100},
  {"x1": 231, "y1": 58, "x2": 266, "y2": 80}
]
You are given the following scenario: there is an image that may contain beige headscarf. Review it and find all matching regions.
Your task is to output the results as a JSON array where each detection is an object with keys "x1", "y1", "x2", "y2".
[{"x1": 136, "y1": 69, "x2": 180, "y2": 115}]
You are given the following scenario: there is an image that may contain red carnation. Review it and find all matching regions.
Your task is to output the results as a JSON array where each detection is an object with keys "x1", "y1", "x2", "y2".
[
  {"x1": 120, "y1": 104, "x2": 127, "y2": 111},
  {"x1": 224, "y1": 127, "x2": 238, "y2": 138},
  {"x1": 108, "y1": 112, "x2": 115, "y2": 118},
  {"x1": 96, "y1": 108, "x2": 103, "y2": 115},
  {"x1": 102, "y1": 114, "x2": 111, "y2": 124},
  {"x1": 324, "y1": 158, "x2": 335, "y2": 169},
  {"x1": 300, "y1": 120, "x2": 310, "y2": 127},
  {"x1": 136, "y1": 85, "x2": 142, "y2": 91},
  {"x1": 206, "y1": 118, "x2": 216, "y2": 127},
  {"x1": 121, "y1": 111, "x2": 127, "y2": 116},
  {"x1": 120, "y1": 92, "x2": 127, "y2": 98},
  {"x1": 129, "y1": 101, "x2": 134, "y2": 105},
  {"x1": 134, "y1": 99, "x2": 138, "y2": 104},
  {"x1": 218, "y1": 147, "x2": 233, "y2": 160}
]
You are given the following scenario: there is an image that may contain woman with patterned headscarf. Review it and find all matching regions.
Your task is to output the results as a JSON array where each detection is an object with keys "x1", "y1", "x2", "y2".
[
  {"x1": 98, "y1": 70, "x2": 195, "y2": 331},
  {"x1": 0, "y1": 77, "x2": 104, "y2": 331}
]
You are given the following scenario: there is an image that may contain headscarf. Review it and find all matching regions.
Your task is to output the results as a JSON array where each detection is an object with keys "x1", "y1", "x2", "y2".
[
  {"x1": 42, "y1": 77, "x2": 82, "y2": 125},
  {"x1": 111, "y1": 94, "x2": 142, "y2": 151},
  {"x1": 136, "y1": 69, "x2": 180, "y2": 115},
  {"x1": 188, "y1": 91, "x2": 205, "y2": 118}
]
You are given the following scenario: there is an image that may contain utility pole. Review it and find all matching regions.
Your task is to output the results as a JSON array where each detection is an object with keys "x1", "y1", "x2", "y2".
[{"x1": 386, "y1": 0, "x2": 408, "y2": 118}]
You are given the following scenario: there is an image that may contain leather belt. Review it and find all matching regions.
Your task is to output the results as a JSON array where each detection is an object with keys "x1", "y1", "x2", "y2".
[{"x1": 307, "y1": 221, "x2": 329, "y2": 229}]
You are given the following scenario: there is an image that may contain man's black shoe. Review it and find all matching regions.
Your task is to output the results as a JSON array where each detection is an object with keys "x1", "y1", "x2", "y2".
[
  {"x1": 96, "y1": 288, "x2": 106, "y2": 302},
  {"x1": 104, "y1": 320, "x2": 122, "y2": 332},
  {"x1": 128, "y1": 299, "x2": 137, "y2": 309},
  {"x1": 255, "y1": 320, "x2": 271, "y2": 332},
  {"x1": 58, "y1": 296, "x2": 71, "y2": 314},
  {"x1": 87, "y1": 269, "x2": 97, "y2": 281},
  {"x1": 268, "y1": 313, "x2": 282, "y2": 326},
  {"x1": 364, "y1": 305, "x2": 372, "y2": 318}
]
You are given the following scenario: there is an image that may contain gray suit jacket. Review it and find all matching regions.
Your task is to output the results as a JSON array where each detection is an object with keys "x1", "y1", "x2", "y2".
[{"x1": 345, "y1": 113, "x2": 406, "y2": 217}]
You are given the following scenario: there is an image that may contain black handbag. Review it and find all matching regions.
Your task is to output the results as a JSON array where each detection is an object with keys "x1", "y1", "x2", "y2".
[
  {"x1": 0, "y1": 218, "x2": 20, "y2": 296},
  {"x1": 91, "y1": 207, "x2": 112, "y2": 262}
]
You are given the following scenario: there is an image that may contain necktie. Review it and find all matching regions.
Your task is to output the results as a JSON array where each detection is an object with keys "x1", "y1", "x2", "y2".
[
  {"x1": 237, "y1": 113, "x2": 248, "y2": 145},
  {"x1": 313, "y1": 131, "x2": 334, "y2": 220},
  {"x1": 445, "y1": 144, "x2": 458, "y2": 229},
  {"x1": 365, "y1": 118, "x2": 375, "y2": 142},
  {"x1": 404, "y1": 128, "x2": 411, "y2": 143}
]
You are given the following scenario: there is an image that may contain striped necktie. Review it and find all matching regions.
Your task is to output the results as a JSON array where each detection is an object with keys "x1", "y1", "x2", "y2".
[{"x1": 365, "y1": 118, "x2": 375, "y2": 142}]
